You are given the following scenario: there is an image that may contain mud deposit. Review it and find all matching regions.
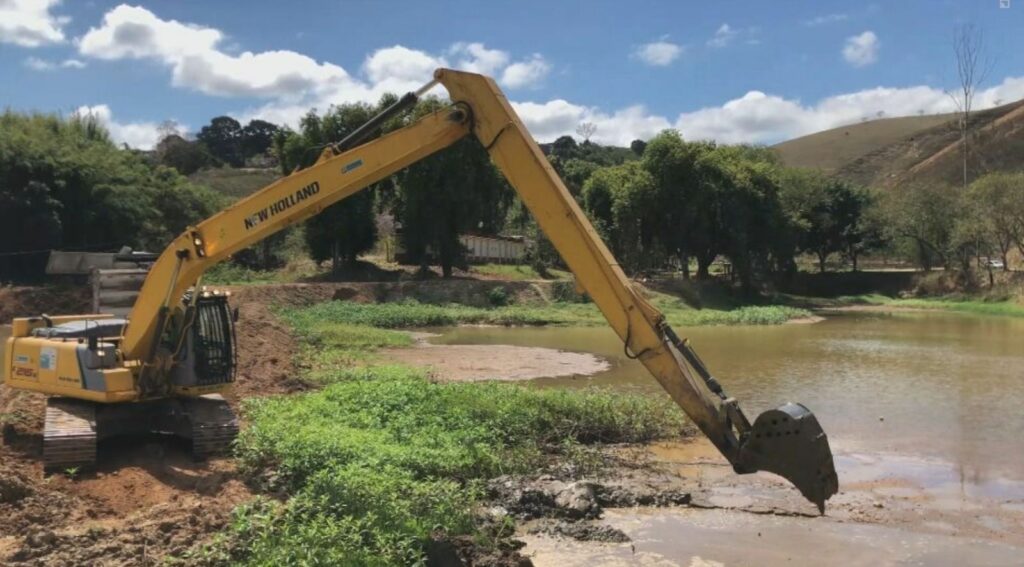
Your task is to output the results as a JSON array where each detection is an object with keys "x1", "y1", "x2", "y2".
[{"x1": 386, "y1": 333, "x2": 610, "y2": 382}]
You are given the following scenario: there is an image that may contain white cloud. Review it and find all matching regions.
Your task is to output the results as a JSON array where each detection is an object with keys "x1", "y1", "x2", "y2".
[
  {"x1": 804, "y1": 13, "x2": 848, "y2": 27},
  {"x1": 23, "y1": 56, "x2": 85, "y2": 71},
  {"x1": 843, "y1": 31, "x2": 879, "y2": 68},
  {"x1": 707, "y1": 23, "x2": 738, "y2": 48},
  {"x1": 74, "y1": 104, "x2": 183, "y2": 150},
  {"x1": 79, "y1": 5, "x2": 352, "y2": 99},
  {"x1": 632, "y1": 40, "x2": 682, "y2": 67},
  {"x1": 500, "y1": 54, "x2": 551, "y2": 89},
  {"x1": 0, "y1": 0, "x2": 67, "y2": 47},
  {"x1": 449, "y1": 42, "x2": 509, "y2": 75}
]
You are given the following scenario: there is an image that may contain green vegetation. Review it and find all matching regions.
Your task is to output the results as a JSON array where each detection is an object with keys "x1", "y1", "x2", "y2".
[
  {"x1": 882, "y1": 297, "x2": 1024, "y2": 318},
  {"x1": 216, "y1": 295, "x2": 686, "y2": 565},
  {"x1": 472, "y1": 263, "x2": 571, "y2": 281},
  {"x1": 0, "y1": 111, "x2": 222, "y2": 281},
  {"x1": 280, "y1": 295, "x2": 811, "y2": 330}
]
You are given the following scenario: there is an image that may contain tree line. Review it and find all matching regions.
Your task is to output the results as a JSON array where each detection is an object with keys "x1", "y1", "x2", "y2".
[
  {"x1": 0, "y1": 111, "x2": 221, "y2": 281},
  {"x1": 3, "y1": 102, "x2": 1024, "y2": 285}
]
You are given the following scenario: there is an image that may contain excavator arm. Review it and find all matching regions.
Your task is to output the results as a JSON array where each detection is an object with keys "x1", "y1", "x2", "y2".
[{"x1": 122, "y1": 69, "x2": 837, "y2": 511}]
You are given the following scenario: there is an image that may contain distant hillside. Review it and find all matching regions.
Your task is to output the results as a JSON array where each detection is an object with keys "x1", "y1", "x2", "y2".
[
  {"x1": 189, "y1": 167, "x2": 280, "y2": 201},
  {"x1": 773, "y1": 99, "x2": 1024, "y2": 188}
]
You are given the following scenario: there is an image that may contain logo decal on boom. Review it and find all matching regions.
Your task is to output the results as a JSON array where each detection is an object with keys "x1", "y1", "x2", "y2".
[{"x1": 244, "y1": 181, "x2": 320, "y2": 230}]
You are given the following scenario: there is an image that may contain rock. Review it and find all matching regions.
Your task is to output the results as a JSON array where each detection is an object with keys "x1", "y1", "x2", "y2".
[{"x1": 554, "y1": 482, "x2": 599, "y2": 519}]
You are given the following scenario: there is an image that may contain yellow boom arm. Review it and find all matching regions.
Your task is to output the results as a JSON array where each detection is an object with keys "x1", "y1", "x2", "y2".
[{"x1": 123, "y1": 69, "x2": 837, "y2": 511}]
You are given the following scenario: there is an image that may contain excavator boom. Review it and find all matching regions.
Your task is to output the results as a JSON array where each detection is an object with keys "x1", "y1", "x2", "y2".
[{"x1": 5, "y1": 69, "x2": 837, "y2": 509}]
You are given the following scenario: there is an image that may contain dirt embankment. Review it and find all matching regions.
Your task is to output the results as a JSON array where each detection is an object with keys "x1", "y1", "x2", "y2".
[{"x1": 0, "y1": 286, "x2": 91, "y2": 324}]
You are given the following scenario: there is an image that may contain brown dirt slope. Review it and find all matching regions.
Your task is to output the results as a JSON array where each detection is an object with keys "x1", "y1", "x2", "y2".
[{"x1": 773, "y1": 98, "x2": 1024, "y2": 188}]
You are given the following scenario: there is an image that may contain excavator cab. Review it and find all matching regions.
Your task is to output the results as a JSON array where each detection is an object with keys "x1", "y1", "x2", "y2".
[{"x1": 169, "y1": 291, "x2": 237, "y2": 391}]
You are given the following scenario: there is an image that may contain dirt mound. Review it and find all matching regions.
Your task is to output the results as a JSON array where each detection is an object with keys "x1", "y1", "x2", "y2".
[
  {"x1": 0, "y1": 286, "x2": 90, "y2": 324},
  {"x1": 228, "y1": 296, "x2": 310, "y2": 402},
  {"x1": 0, "y1": 440, "x2": 252, "y2": 566}
]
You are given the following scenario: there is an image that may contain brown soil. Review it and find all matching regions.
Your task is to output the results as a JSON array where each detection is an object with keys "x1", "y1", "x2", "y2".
[
  {"x1": 0, "y1": 285, "x2": 307, "y2": 566},
  {"x1": 0, "y1": 285, "x2": 90, "y2": 324},
  {"x1": 385, "y1": 333, "x2": 610, "y2": 382}
]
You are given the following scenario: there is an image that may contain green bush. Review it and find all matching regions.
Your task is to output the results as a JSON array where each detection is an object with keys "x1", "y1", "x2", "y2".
[
  {"x1": 487, "y1": 286, "x2": 511, "y2": 306},
  {"x1": 230, "y1": 367, "x2": 685, "y2": 565}
]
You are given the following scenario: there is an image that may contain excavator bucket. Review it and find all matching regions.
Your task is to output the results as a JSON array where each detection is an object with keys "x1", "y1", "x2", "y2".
[{"x1": 737, "y1": 403, "x2": 838, "y2": 514}]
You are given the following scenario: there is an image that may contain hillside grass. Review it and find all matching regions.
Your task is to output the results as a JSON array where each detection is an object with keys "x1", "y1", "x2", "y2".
[
  {"x1": 214, "y1": 300, "x2": 687, "y2": 566},
  {"x1": 189, "y1": 167, "x2": 280, "y2": 200},
  {"x1": 773, "y1": 112, "x2": 955, "y2": 171}
]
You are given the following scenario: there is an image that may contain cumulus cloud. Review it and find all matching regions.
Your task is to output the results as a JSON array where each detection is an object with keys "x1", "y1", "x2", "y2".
[
  {"x1": 804, "y1": 13, "x2": 848, "y2": 27},
  {"x1": 632, "y1": 40, "x2": 682, "y2": 67},
  {"x1": 449, "y1": 42, "x2": 509, "y2": 75},
  {"x1": 843, "y1": 31, "x2": 879, "y2": 67},
  {"x1": 23, "y1": 56, "x2": 85, "y2": 71},
  {"x1": 707, "y1": 23, "x2": 738, "y2": 48},
  {"x1": 79, "y1": 5, "x2": 353, "y2": 99},
  {"x1": 500, "y1": 54, "x2": 551, "y2": 89},
  {"x1": 74, "y1": 104, "x2": 182, "y2": 150},
  {"x1": 0, "y1": 0, "x2": 67, "y2": 47}
]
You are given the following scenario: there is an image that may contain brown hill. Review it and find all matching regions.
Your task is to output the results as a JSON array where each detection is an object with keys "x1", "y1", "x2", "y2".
[{"x1": 773, "y1": 99, "x2": 1024, "y2": 188}]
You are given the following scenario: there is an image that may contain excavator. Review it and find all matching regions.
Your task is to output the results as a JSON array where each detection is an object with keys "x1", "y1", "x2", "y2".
[{"x1": 3, "y1": 69, "x2": 838, "y2": 512}]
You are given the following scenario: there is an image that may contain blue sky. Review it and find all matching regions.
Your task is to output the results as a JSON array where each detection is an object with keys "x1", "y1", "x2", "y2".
[{"x1": 2, "y1": 0, "x2": 1023, "y2": 148}]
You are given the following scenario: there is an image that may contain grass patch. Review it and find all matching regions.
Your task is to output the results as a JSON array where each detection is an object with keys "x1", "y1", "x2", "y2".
[
  {"x1": 280, "y1": 297, "x2": 811, "y2": 330},
  {"x1": 229, "y1": 365, "x2": 685, "y2": 565},
  {"x1": 472, "y1": 263, "x2": 571, "y2": 281},
  {"x1": 883, "y1": 297, "x2": 1024, "y2": 318}
]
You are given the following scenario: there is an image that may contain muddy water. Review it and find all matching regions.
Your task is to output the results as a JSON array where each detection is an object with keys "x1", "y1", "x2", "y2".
[
  {"x1": 430, "y1": 311, "x2": 1024, "y2": 563},
  {"x1": 431, "y1": 311, "x2": 1024, "y2": 476}
]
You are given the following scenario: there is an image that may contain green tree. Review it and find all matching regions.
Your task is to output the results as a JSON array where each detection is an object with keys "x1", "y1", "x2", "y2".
[
  {"x1": 0, "y1": 110, "x2": 221, "y2": 280},
  {"x1": 155, "y1": 134, "x2": 216, "y2": 175},
  {"x1": 197, "y1": 116, "x2": 244, "y2": 167},
  {"x1": 581, "y1": 161, "x2": 658, "y2": 272},
  {"x1": 881, "y1": 183, "x2": 960, "y2": 271},
  {"x1": 240, "y1": 119, "x2": 280, "y2": 161},
  {"x1": 967, "y1": 172, "x2": 1024, "y2": 270},
  {"x1": 397, "y1": 98, "x2": 512, "y2": 277},
  {"x1": 276, "y1": 102, "x2": 389, "y2": 273}
]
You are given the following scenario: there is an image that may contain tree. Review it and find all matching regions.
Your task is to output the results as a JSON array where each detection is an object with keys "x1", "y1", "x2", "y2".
[
  {"x1": 197, "y1": 116, "x2": 244, "y2": 167},
  {"x1": 275, "y1": 103, "x2": 385, "y2": 273},
  {"x1": 240, "y1": 119, "x2": 280, "y2": 161},
  {"x1": 967, "y1": 172, "x2": 1024, "y2": 270},
  {"x1": 630, "y1": 139, "x2": 647, "y2": 156},
  {"x1": 881, "y1": 183, "x2": 960, "y2": 271},
  {"x1": 947, "y1": 24, "x2": 989, "y2": 189},
  {"x1": 778, "y1": 170, "x2": 877, "y2": 272},
  {"x1": 581, "y1": 162, "x2": 658, "y2": 272},
  {"x1": 155, "y1": 134, "x2": 216, "y2": 175},
  {"x1": 550, "y1": 135, "x2": 579, "y2": 159},
  {"x1": 397, "y1": 98, "x2": 512, "y2": 277},
  {"x1": 576, "y1": 122, "x2": 597, "y2": 143}
]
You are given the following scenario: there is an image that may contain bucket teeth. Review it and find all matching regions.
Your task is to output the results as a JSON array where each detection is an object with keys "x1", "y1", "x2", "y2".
[{"x1": 737, "y1": 402, "x2": 839, "y2": 514}]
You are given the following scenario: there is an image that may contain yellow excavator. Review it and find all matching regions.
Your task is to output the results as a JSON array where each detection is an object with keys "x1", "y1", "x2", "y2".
[{"x1": 3, "y1": 69, "x2": 838, "y2": 512}]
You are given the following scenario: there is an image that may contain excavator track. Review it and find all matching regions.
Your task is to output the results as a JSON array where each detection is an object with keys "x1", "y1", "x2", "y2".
[
  {"x1": 43, "y1": 398, "x2": 97, "y2": 471},
  {"x1": 183, "y1": 395, "x2": 238, "y2": 459},
  {"x1": 43, "y1": 395, "x2": 237, "y2": 470}
]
